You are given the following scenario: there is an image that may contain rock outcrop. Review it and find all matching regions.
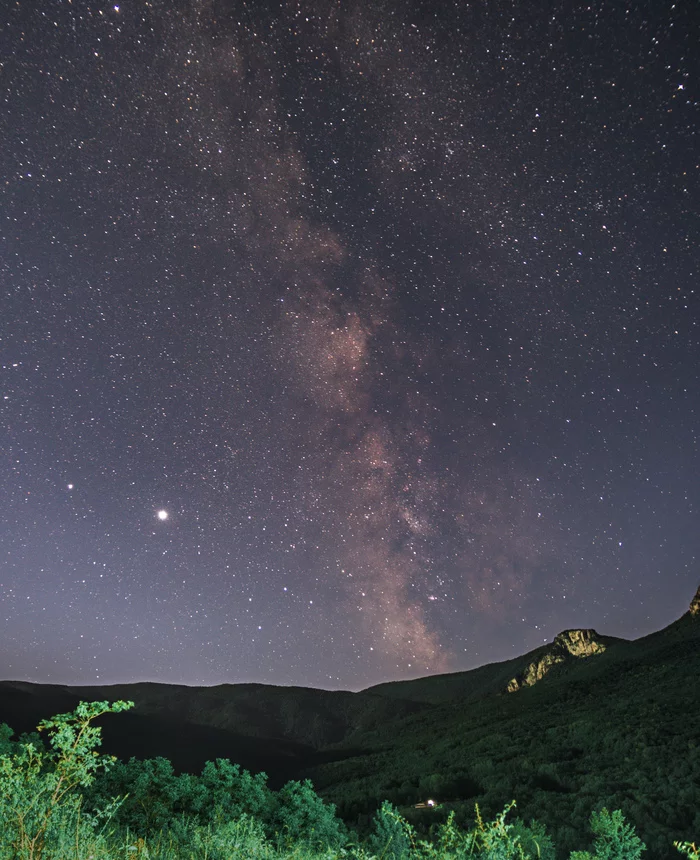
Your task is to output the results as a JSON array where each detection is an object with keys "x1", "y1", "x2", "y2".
[
  {"x1": 553, "y1": 629, "x2": 607, "y2": 657},
  {"x1": 690, "y1": 585, "x2": 700, "y2": 617},
  {"x1": 506, "y1": 628, "x2": 607, "y2": 693}
]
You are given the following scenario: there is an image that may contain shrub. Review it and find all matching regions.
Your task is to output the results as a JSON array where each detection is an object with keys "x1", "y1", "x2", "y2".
[
  {"x1": 461, "y1": 801, "x2": 531, "y2": 859},
  {"x1": 509, "y1": 817, "x2": 556, "y2": 860},
  {"x1": 569, "y1": 807, "x2": 645, "y2": 860},
  {"x1": 0, "y1": 699, "x2": 132, "y2": 860},
  {"x1": 367, "y1": 801, "x2": 414, "y2": 859},
  {"x1": 86, "y1": 753, "x2": 275, "y2": 834},
  {"x1": 270, "y1": 778, "x2": 347, "y2": 850},
  {"x1": 198, "y1": 757, "x2": 272, "y2": 823},
  {"x1": 154, "y1": 813, "x2": 275, "y2": 860}
]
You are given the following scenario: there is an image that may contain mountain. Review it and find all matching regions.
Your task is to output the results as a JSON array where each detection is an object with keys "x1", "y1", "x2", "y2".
[
  {"x1": 0, "y1": 678, "x2": 424, "y2": 784},
  {"x1": 1, "y1": 585, "x2": 699, "y2": 857},
  {"x1": 364, "y1": 628, "x2": 624, "y2": 704},
  {"x1": 0, "y1": 627, "x2": 622, "y2": 768},
  {"x1": 305, "y1": 602, "x2": 700, "y2": 858}
]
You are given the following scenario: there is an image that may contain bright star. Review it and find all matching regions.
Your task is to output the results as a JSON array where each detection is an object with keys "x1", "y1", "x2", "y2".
[{"x1": 157, "y1": 510, "x2": 168, "y2": 521}]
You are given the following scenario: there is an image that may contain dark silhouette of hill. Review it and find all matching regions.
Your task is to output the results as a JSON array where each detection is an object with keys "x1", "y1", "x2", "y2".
[
  {"x1": 0, "y1": 626, "x2": 623, "y2": 774},
  {"x1": 1, "y1": 586, "x2": 698, "y2": 856},
  {"x1": 0, "y1": 679, "x2": 425, "y2": 784}
]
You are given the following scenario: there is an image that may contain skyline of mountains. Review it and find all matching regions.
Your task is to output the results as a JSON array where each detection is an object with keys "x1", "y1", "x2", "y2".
[{"x1": 0, "y1": 585, "x2": 698, "y2": 855}]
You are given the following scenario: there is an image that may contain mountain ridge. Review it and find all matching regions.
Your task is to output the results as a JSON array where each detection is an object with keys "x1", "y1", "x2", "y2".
[
  {"x1": 1, "y1": 591, "x2": 697, "y2": 761},
  {"x1": 1, "y1": 590, "x2": 698, "y2": 856}
]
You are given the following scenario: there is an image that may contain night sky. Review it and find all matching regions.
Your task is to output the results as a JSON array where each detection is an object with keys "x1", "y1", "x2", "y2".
[{"x1": 2, "y1": 1, "x2": 698, "y2": 691}]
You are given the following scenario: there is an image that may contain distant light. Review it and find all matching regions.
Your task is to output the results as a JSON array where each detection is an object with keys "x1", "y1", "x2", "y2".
[
  {"x1": 157, "y1": 510, "x2": 168, "y2": 521},
  {"x1": 67, "y1": 484, "x2": 74, "y2": 490}
]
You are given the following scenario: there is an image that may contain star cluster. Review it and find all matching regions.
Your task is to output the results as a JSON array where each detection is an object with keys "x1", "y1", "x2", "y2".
[{"x1": 1, "y1": 0, "x2": 697, "y2": 689}]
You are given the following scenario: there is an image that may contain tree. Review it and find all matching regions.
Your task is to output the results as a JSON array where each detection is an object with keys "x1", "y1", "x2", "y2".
[
  {"x1": 570, "y1": 807, "x2": 645, "y2": 860},
  {"x1": 270, "y1": 778, "x2": 346, "y2": 849},
  {"x1": 197, "y1": 758, "x2": 271, "y2": 823},
  {"x1": 0, "y1": 700, "x2": 133, "y2": 860},
  {"x1": 89, "y1": 756, "x2": 184, "y2": 832},
  {"x1": 510, "y1": 817, "x2": 557, "y2": 860}
]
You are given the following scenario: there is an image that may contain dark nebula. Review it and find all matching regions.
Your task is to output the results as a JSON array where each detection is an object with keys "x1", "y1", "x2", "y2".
[{"x1": 1, "y1": 1, "x2": 697, "y2": 689}]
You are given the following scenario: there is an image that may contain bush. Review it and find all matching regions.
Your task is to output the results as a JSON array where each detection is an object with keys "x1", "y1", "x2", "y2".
[
  {"x1": 460, "y1": 801, "x2": 531, "y2": 859},
  {"x1": 366, "y1": 801, "x2": 536, "y2": 860},
  {"x1": 198, "y1": 757, "x2": 272, "y2": 823},
  {"x1": 86, "y1": 754, "x2": 273, "y2": 833},
  {"x1": 509, "y1": 817, "x2": 556, "y2": 860},
  {"x1": 270, "y1": 779, "x2": 347, "y2": 850},
  {"x1": 151, "y1": 814, "x2": 275, "y2": 860},
  {"x1": 367, "y1": 801, "x2": 414, "y2": 859},
  {"x1": 0, "y1": 699, "x2": 132, "y2": 860},
  {"x1": 92, "y1": 756, "x2": 183, "y2": 831},
  {"x1": 569, "y1": 807, "x2": 645, "y2": 860}
]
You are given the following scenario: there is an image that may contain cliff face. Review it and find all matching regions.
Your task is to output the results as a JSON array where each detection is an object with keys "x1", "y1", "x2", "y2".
[
  {"x1": 690, "y1": 585, "x2": 700, "y2": 617},
  {"x1": 553, "y1": 629, "x2": 607, "y2": 656},
  {"x1": 506, "y1": 629, "x2": 607, "y2": 693}
]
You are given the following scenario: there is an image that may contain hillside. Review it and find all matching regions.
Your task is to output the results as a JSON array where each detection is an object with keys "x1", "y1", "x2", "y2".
[
  {"x1": 364, "y1": 630, "x2": 627, "y2": 704},
  {"x1": 1, "y1": 587, "x2": 698, "y2": 857},
  {"x1": 0, "y1": 678, "x2": 426, "y2": 783},
  {"x1": 302, "y1": 610, "x2": 700, "y2": 858}
]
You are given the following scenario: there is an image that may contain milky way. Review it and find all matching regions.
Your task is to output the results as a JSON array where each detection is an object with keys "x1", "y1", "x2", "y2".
[{"x1": 1, "y1": 1, "x2": 697, "y2": 688}]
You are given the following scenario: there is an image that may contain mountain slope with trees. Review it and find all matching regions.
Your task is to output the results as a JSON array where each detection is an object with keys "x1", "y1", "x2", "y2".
[{"x1": 1, "y1": 588, "x2": 698, "y2": 857}]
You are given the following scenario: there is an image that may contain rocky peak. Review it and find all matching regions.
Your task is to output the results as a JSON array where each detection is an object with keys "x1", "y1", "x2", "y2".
[
  {"x1": 690, "y1": 585, "x2": 700, "y2": 617},
  {"x1": 506, "y1": 628, "x2": 607, "y2": 693},
  {"x1": 554, "y1": 628, "x2": 607, "y2": 657}
]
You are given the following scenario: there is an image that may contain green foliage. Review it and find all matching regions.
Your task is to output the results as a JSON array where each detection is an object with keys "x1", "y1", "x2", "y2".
[
  {"x1": 569, "y1": 808, "x2": 645, "y2": 860},
  {"x1": 0, "y1": 724, "x2": 15, "y2": 756},
  {"x1": 366, "y1": 802, "x2": 544, "y2": 860},
  {"x1": 86, "y1": 754, "x2": 274, "y2": 833},
  {"x1": 306, "y1": 615, "x2": 700, "y2": 860},
  {"x1": 0, "y1": 700, "x2": 696, "y2": 860},
  {"x1": 138, "y1": 814, "x2": 275, "y2": 860},
  {"x1": 90, "y1": 755, "x2": 183, "y2": 831},
  {"x1": 509, "y1": 817, "x2": 556, "y2": 860},
  {"x1": 461, "y1": 801, "x2": 530, "y2": 859},
  {"x1": 675, "y1": 844, "x2": 700, "y2": 860},
  {"x1": 0, "y1": 699, "x2": 133, "y2": 860},
  {"x1": 198, "y1": 757, "x2": 271, "y2": 821},
  {"x1": 588, "y1": 807, "x2": 645, "y2": 860},
  {"x1": 367, "y1": 800, "x2": 414, "y2": 859},
  {"x1": 271, "y1": 778, "x2": 347, "y2": 849}
]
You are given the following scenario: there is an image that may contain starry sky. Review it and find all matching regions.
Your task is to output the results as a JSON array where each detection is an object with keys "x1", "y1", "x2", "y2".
[{"x1": 1, "y1": 1, "x2": 698, "y2": 690}]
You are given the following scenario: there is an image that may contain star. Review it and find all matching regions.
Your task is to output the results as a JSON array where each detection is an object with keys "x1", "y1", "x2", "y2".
[{"x1": 0, "y1": 0, "x2": 695, "y2": 692}]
